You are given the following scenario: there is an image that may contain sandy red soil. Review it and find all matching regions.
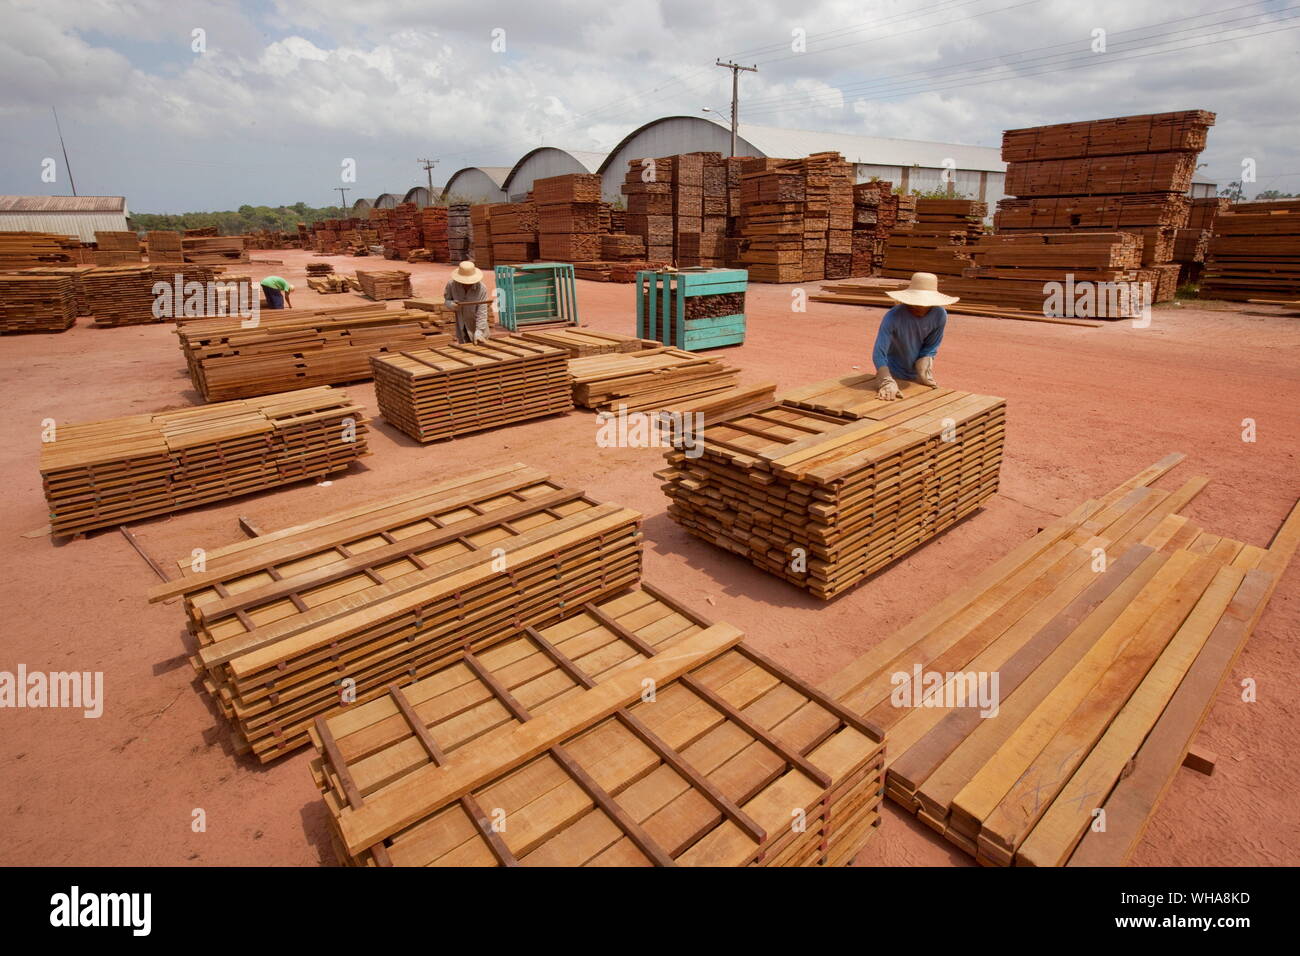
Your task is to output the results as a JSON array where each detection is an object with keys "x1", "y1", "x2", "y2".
[{"x1": 0, "y1": 248, "x2": 1296, "y2": 867}]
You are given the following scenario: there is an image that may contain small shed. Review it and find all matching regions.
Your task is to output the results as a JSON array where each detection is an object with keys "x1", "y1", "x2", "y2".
[{"x1": 0, "y1": 195, "x2": 130, "y2": 242}]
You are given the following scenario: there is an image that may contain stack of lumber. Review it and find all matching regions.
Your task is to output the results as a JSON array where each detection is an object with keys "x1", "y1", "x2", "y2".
[
  {"x1": 621, "y1": 158, "x2": 675, "y2": 263},
  {"x1": 83, "y1": 264, "x2": 227, "y2": 327},
  {"x1": 659, "y1": 375, "x2": 1005, "y2": 599},
  {"x1": 1174, "y1": 196, "x2": 1230, "y2": 283},
  {"x1": 824, "y1": 453, "x2": 1300, "y2": 866},
  {"x1": 183, "y1": 235, "x2": 249, "y2": 265},
  {"x1": 307, "y1": 580, "x2": 886, "y2": 866},
  {"x1": 448, "y1": 202, "x2": 471, "y2": 262},
  {"x1": 245, "y1": 228, "x2": 300, "y2": 249},
  {"x1": 306, "y1": 261, "x2": 335, "y2": 276},
  {"x1": 178, "y1": 306, "x2": 453, "y2": 401},
  {"x1": 995, "y1": 110, "x2": 1215, "y2": 302},
  {"x1": 40, "y1": 386, "x2": 369, "y2": 537},
  {"x1": 355, "y1": 270, "x2": 412, "y2": 301},
  {"x1": 601, "y1": 233, "x2": 646, "y2": 260},
  {"x1": 536, "y1": 173, "x2": 603, "y2": 262},
  {"x1": 568, "y1": 347, "x2": 741, "y2": 413},
  {"x1": 0, "y1": 231, "x2": 86, "y2": 269},
  {"x1": 15, "y1": 265, "x2": 95, "y2": 316},
  {"x1": 306, "y1": 274, "x2": 358, "y2": 294},
  {"x1": 880, "y1": 199, "x2": 987, "y2": 278},
  {"x1": 382, "y1": 203, "x2": 421, "y2": 259},
  {"x1": 147, "y1": 463, "x2": 645, "y2": 761},
  {"x1": 146, "y1": 230, "x2": 184, "y2": 263},
  {"x1": 80, "y1": 266, "x2": 160, "y2": 327},
  {"x1": 0, "y1": 273, "x2": 76, "y2": 333},
  {"x1": 851, "y1": 181, "x2": 917, "y2": 276},
  {"x1": 1200, "y1": 200, "x2": 1300, "y2": 302},
  {"x1": 93, "y1": 231, "x2": 141, "y2": 265},
  {"x1": 419, "y1": 206, "x2": 450, "y2": 261},
  {"x1": 519, "y1": 327, "x2": 653, "y2": 358},
  {"x1": 470, "y1": 204, "x2": 501, "y2": 268},
  {"x1": 620, "y1": 153, "x2": 732, "y2": 267},
  {"x1": 490, "y1": 201, "x2": 540, "y2": 265},
  {"x1": 371, "y1": 336, "x2": 573, "y2": 442}
]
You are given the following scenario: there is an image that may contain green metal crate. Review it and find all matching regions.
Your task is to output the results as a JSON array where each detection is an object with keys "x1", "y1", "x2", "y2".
[
  {"x1": 636, "y1": 267, "x2": 748, "y2": 351},
  {"x1": 493, "y1": 262, "x2": 579, "y2": 331}
]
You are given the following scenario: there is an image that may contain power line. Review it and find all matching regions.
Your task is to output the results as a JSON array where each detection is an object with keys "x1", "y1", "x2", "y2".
[{"x1": 716, "y1": 60, "x2": 758, "y2": 157}]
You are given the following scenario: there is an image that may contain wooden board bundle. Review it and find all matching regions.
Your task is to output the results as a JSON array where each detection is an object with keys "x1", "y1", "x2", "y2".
[
  {"x1": 0, "y1": 231, "x2": 85, "y2": 270},
  {"x1": 659, "y1": 375, "x2": 1005, "y2": 600},
  {"x1": 93, "y1": 230, "x2": 141, "y2": 265},
  {"x1": 518, "y1": 327, "x2": 654, "y2": 358},
  {"x1": 145, "y1": 230, "x2": 184, "y2": 264},
  {"x1": 994, "y1": 193, "x2": 1190, "y2": 232},
  {"x1": 1002, "y1": 110, "x2": 1215, "y2": 162},
  {"x1": 308, "y1": 580, "x2": 885, "y2": 866},
  {"x1": 735, "y1": 153, "x2": 855, "y2": 282},
  {"x1": 83, "y1": 264, "x2": 224, "y2": 327},
  {"x1": 419, "y1": 206, "x2": 450, "y2": 262},
  {"x1": 568, "y1": 347, "x2": 741, "y2": 412},
  {"x1": 178, "y1": 306, "x2": 453, "y2": 401},
  {"x1": 40, "y1": 386, "x2": 369, "y2": 537},
  {"x1": 1004, "y1": 153, "x2": 1199, "y2": 198},
  {"x1": 307, "y1": 274, "x2": 358, "y2": 294},
  {"x1": 823, "y1": 453, "x2": 1299, "y2": 866},
  {"x1": 371, "y1": 336, "x2": 573, "y2": 442},
  {"x1": 536, "y1": 178, "x2": 604, "y2": 262},
  {"x1": 1200, "y1": 202, "x2": 1300, "y2": 301},
  {"x1": 879, "y1": 198, "x2": 986, "y2": 278},
  {"x1": 448, "y1": 202, "x2": 471, "y2": 262},
  {"x1": 851, "y1": 181, "x2": 916, "y2": 277},
  {"x1": 14, "y1": 265, "x2": 95, "y2": 316},
  {"x1": 146, "y1": 463, "x2": 645, "y2": 761},
  {"x1": 489, "y1": 202, "x2": 539, "y2": 265},
  {"x1": 182, "y1": 235, "x2": 248, "y2": 265},
  {"x1": 0, "y1": 274, "x2": 76, "y2": 333},
  {"x1": 306, "y1": 261, "x2": 335, "y2": 275},
  {"x1": 355, "y1": 270, "x2": 413, "y2": 300}
]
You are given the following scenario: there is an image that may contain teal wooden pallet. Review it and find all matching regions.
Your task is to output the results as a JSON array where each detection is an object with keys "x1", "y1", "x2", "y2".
[
  {"x1": 636, "y1": 268, "x2": 748, "y2": 351},
  {"x1": 494, "y1": 262, "x2": 579, "y2": 331}
]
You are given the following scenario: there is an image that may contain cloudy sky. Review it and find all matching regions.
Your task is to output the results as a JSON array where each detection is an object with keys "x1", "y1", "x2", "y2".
[{"x1": 1, "y1": 0, "x2": 1296, "y2": 212}]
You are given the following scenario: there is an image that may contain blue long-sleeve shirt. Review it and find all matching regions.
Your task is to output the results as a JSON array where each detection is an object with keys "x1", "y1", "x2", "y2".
[{"x1": 871, "y1": 305, "x2": 947, "y2": 380}]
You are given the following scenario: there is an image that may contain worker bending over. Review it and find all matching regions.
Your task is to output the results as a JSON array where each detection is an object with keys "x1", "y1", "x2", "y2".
[
  {"x1": 444, "y1": 260, "x2": 492, "y2": 344},
  {"x1": 872, "y1": 272, "x2": 958, "y2": 401},
  {"x1": 259, "y1": 275, "x2": 294, "y2": 309}
]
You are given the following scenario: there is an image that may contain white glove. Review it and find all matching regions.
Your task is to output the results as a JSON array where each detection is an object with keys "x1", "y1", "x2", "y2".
[
  {"x1": 914, "y1": 355, "x2": 937, "y2": 388},
  {"x1": 876, "y1": 366, "x2": 900, "y2": 401}
]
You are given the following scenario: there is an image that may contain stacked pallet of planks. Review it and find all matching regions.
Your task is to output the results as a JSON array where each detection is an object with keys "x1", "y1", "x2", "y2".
[
  {"x1": 568, "y1": 347, "x2": 741, "y2": 413},
  {"x1": 383, "y1": 203, "x2": 421, "y2": 259},
  {"x1": 448, "y1": 202, "x2": 471, "y2": 262},
  {"x1": 145, "y1": 230, "x2": 184, "y2": 263},
  {"x1": 824, "y1": 453, "x2": 1300, "y2": 866},
  {"x1": 308, "y1": 580, "x2": 886, "y2": 866},
  {"x1": 371, "y1": 336, "x2": 573, "y2": 442},
  {"x1": 535, "y1": 173, "x2": 603, "y2": 262},
  {"x1": 519, "y1": 327, "x2": 653, "y2": 358},
  {"x1": 0, "y1": 274, "x2": 77, "y2": 333},
  {"x1": 355, "y1": 270, "x2": 413, "y2": 301},
  {"x1": 307, "y1": 274, "x2": 358, "y2": 293},
  {"x1": 490, "y1": 201, "x2": 540, "y2": 265},
  {"x1": 178, "y1": 306, "x2": 453, "y2": 401},
  {"x1": 851, "y1": 181, "x2": 916, "y2": 277},
  {"x1": 40, "y1": 386, "x2": 369, "y2": 537},
  {"x1": 146, "y1": 463, "x2": 645, "y2": 761},
  {"x1": 306, "y1": 261, "x2": 335, "y2": 276},
  {"x1": 14, "y1": 264, "x2": 95, "y2": 316},
  {"x1": 419, "y1": 206, "x2": 450, "y2": 262},
  {"x1": 80, "y1": 265, "x2": 162, "y2": 327},
  {"x1": 879, "y1": 199, "x2": 987, "y2": 278},
  {"x1": 0, "y1": 231, "x2": 86, "y2": 269},
  {"x1": 659, "y1": 375, "x2": 1005, "y2": 600},
  {"x1": 93, "y1": 230, "x2": 141, "y2": 265},
  {"x1": 1173, "y1": 196, "x2": 1230, "y2": 284},
  {"x1": 470, "y1": 204, "x2": 502, "y2": 268},
  {"x1": 83, "y1": 264, "x2": 227, "y2": 327},
  {"x1": 183, "y1": 235, "x2": 249, "y2": 265},
  {"x1": 1199, "y1": 200, "x2": 1300, "y2": 302}
]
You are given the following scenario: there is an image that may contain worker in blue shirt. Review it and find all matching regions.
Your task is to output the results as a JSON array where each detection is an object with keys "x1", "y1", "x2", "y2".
[{"x1": 872, "y1": 272, "x2": 959, "y2": 401}]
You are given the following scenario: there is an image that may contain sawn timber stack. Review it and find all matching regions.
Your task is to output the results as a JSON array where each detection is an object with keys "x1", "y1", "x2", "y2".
[
  {"x1": 568, "y1": 347, "x2": 741, "y2": 413},
  {"x1": 147, "y1": 463, "x2": 644, "y2": 762},
  {"x1": 659, "y1": 375, "x2": 1005, "y2": 599},
  {"x1": 309, "y1": 581, "x2": 885, "y2": 866}
]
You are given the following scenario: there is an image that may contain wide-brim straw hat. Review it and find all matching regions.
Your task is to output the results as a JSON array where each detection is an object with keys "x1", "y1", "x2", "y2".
[
  {"x1": 886, "y1": 271, "x2": 960, "y2": 307},
  {"x1": 451, "y1": 260, "x2": 483, "y2": 284}
]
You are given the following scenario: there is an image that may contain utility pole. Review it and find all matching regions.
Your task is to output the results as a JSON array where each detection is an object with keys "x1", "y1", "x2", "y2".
[
  {"x1": 417, "y1": 158, "x2": 438, "y2": 195},
  {"x1": 52, "y1": 107, "x2": 77, "y2": 196},
  {"x1": 715, "y1": 59, "x2": 757, "y2": 157},
  {"x1": 334, "y1": 186, "x2": 350, "y2": 211}
]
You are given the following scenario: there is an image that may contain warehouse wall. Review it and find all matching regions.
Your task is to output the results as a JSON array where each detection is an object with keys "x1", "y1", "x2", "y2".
[
  {"x1": 599, "y1": 116, "x2": 760, "y2": 202},
  {"x1": 0, "y1": 212, "x2": 129, "y2": 242},
  {"x1": 442, "y1": 169, "x2": 507, "y2": 203},
  {"x1": 507, "y1": 148, "x2": 595, "y2": 201}
]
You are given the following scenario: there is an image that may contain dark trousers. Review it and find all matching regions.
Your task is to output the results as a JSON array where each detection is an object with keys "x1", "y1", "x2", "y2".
[{"x1": 262, "y1": 287, "x2": 285, "y2": 309}]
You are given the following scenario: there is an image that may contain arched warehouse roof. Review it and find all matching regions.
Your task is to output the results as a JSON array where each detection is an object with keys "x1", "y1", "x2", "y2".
[
  {"x1": 373, "y1": 193, "x2": 400, "y2": 209},
  {"x1": 441, "y1": 166, "x2": 510, "y2": 203},
  {"x1": 403, "y1": 186, "x2": 434, "y2": 207},
  {"x1": 351, "y1": 197, "x2": 374, "y2": 214},
  {"x1": 503, "y1": 147, "x2": 607, "y2": 201}
]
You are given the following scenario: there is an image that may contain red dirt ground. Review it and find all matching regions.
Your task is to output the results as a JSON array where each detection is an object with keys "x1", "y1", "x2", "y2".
[{"x1": 1, "y1": 249, "x2": 1296, "y2": 867}]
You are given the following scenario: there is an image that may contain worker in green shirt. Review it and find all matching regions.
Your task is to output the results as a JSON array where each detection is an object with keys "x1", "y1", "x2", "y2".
[{"x1": 259, "y1": 275, "x2": 294, "y2": 309}]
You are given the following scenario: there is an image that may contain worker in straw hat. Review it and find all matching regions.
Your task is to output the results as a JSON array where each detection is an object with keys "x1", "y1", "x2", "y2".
[
  {"x1": 872, "y1": 272, "x2": 959, "y2": 401},
  {"x1": 444, "y1": 260, "x2": 492, "y2": 344}
]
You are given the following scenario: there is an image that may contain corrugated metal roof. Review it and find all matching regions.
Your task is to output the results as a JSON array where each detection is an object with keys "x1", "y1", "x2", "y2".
[
  {"x1": 724, "y1": 119, "x2": 1006, "y2": 173},
  {"x1": 0, "y1": 195, "x2": 126, "y2": 213},
  {"x1": 560, "y1": 150, "x2": 607, "y2": 172},
  {"x1": 0, "y1": 211, "x2": 131, "y2": 242}
]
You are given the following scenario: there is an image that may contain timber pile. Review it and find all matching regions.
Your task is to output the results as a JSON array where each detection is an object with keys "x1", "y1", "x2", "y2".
[
  {"x1": 536, "y1": 173, "x2": 603, "y2": 262},
  {"x1": 307, "y1": 580, "x2": 886, "y2": 866},
  {"x1": 306, "y1": 261, "x2": 335, "y2": 275},
  {"x1": 306, "y1": 275, "x2": 358, "y2": 294},
  {"x1": 15, "y1": 265, "x2": 95, "y2": 316},
  {"x1": 419, "y1": 206, "x2": 450, "y2": 262},
  {"x1": 519, "y1": 327, "x2": 653, "y2": 358},
  {"x1": 93, "y1": 231, "x2": 141, "y2": 265},
  {"x1": 448, "y1": 202, "x2": 471, "y2": 262},
  {"x1": 183, "y1": 235, "x2": 249, "y2": 265},
  {"x1": 80, "y1": 266, "x2": 162, "y2": 327},
  {"x1": 147, "y1": 463, "x2": 645, "y2": 761},
  {"x1": 659, "y1": 375, "x2": 1005, "y2": 600},
  {"x1": 490, "y1": 201, "x2": 539, "y2": 265},
  {"x1": 0, "y1": 231, "x2": 85, "y2": 270},
  {"x1": 851, "y1": 181, "x2": 916, "y2": 276},
  {"x1": 0, "y1": 274, "x2": 76, "y2": 333},
  {"x1": 568, "y1": 347, "x2": 740, "y2": 413},
  {"x1": 1175, "y1": 197, "x2": 1230, "y2": 284},
  {"x1": 880, "y1": 199, "x2": 986, "y2": 278},
  {"x1": 146, "y1": 230, "x2": 184, "y2": 263},
  {"x1": 572, "y1": 259, "x2": 670, "y2": 283},
  {"x1": 355, "y1": 270, "x2": 412, "y2": 300},
  {"x1": 470, "y1": 204, "x2": 501, "y2": 268},
  {"x1": 83, "y1": 264, "x2": 227, "y2": 327},
  {"x1": 40, "y1": 386, "x2": 369, "y2": 537},
  {"x1": 1200, "y1": 200, "x2": 1300, "y2": 302},
  {"x1": 601, "y1": 233, "x2": 646, "y2": 260},
  {"x1": 824, "y1": 453, "x2": 1300, "y2": 866},
  {"x1": 371, "y1": 336, "x2": 573, "y2": 442},
  {"x1": 621, "y1": 153, "x2": 732, "y2": 267},
  {"x1": 381, "y1": 203, "x2": 421, "y2": 259},
  {"x1": 178, "y1": 306, "x2": 453, "y2": 401}
]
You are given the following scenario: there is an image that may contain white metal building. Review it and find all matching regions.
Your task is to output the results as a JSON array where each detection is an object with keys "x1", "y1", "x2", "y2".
[
  {"x1": 441, "y1": 166, "x2": 511, "y2": 203},
  {"x1": 503, "y1": 148, "x2": 607, "y2": 201},
  {"x1": 0, "y1": 195, "x2": 130, "y2": 242}
]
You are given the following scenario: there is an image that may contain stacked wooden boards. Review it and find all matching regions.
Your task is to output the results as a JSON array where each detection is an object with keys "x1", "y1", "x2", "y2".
[
  {"x1": 518, "y1": 327, "x2": 654, "y2": 358},
  {"x1": 147, "y1": 463, "x2": 645, "y2": 761},
  {"x1": 0, "y1": 273, "x2": 76, "y2": 333},
  {"x1": 1200, "y1": 200, "x2": 1300, "y2": 302},
  {"x1": 823, "y1": 453, "x2": 1300, "y2": 866},
  {"x1": 535, "y1": 173, "x2": 603, "y2": 262},
  {"x1": 40, "y1": 386, "x2": 369, "y2": 537},
  {"x1": 850, "y1": 181, "x2": 916, "y2": 277},
  {"x1": 355, "y1": 270, "x2": 413, "y2": 300},
  {"x1": 0, "y1": 231, "x2": 85, "y2": 270},
  {"x1": 568, "y1": 347, "x2": 741, "y2": 413},
  {"x1": 93, "y1": 230, "x2": 141, "y2": 265},
  {"x1": 878, "y1": 199, "x2": 986, "y2": 278},
  {"x1": 178, "y1": 306, "x2": 453, "y2": 401},
  {"x1": 308, "y1": 580, "x2": 886, "y2": 866},
  {"x1": 370, "y1": 336, "x2": 573, "y2": 442},
  {"x1": 658, "y1": 375, "x2": 1005, "y2": 599}
]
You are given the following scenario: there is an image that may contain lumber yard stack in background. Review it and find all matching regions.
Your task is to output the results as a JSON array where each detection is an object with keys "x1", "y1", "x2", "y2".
[
  {"x1": 306, "y1": 261, "x2": 335, "y2": 276},
  {"x1": 447, "y1": 202, "x2": 471, "y2": 262},
  {"x1": 568, "y1": 347, "x2": 741, "y2": 412},
  {"x1": 146, "y1": 463, "x2": 645, "y2": 762},
  {"x1": 490, "y1": 200, "x2": 540, "y2": 265},
  {"x1": 93, "y1": 230, "x2": 141, "y2": 265},
  {"x1": 370, "y1": 336, "x2": 573, "y2": 442},
  {"x1": 535, "y1": 173, "x2": 603, "y2": 263},
  {"x1": 659, "y1": 374, "x2": 1005, "y2": 600},
  {"x1": 40, "y1": 386, "x2": 369, "y2": 537},
  {"x1": 470, "y1": 203, "x2": 501, "y2": 268},
  {"x1": 418, "y1": 206, "x2": 450, "y2": 262},
  {"x1": 621, "y1": 152, "x2": 738, "y2": 268},
  {"x1": 851, "y1": 181, "x2": 917, "y2": 276},
  {"x1": 0, "y1": 273, "x2": 77, "y2": 333},
  {"x1": 519, "y1": 327, "x2": 654, "y2": 357},
  {"x1": 0, "y1": 231, "x2": 86, "y2": 270},
  {"x1": 1199, "y1": 199, "x2": 1300, "y2": 302},
  {"x1": 183, "y1": 234, "x2": 249, "y2": 265},
  {"x1": 879, "y1": 198, "x2": 986, "y2": 279},
  {"x1": 995, "y1": 110, "x2": 1216, "y2": 304},
  {"x1": 82, "y1": 264, "x2": 225, "y2": 327},
  {"x1": 14, "y1": 265, "x2": 95, "y2": 318},
  {"x1": 178, "y1": 305, "x2": 454, "y2": 401},
  {"x1": 308, "y1": 580, "x2": 885, "y2": 866},
  {"x1": 355, "y1": 269, "x2": 413, "y2": 301},
  {"x1": 1173, "y1": 196, "x2": 1230, "y2": 284},
  {"x1": 824, "y1": 453, "x2": 1299, "y2": 867},
  {"x1": 145, "y1": 230, "x2": 185, "y2": 264}
]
